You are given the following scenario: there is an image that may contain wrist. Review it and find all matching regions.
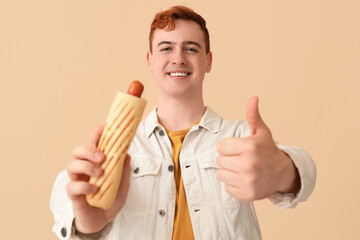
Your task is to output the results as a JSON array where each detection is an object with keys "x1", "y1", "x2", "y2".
[
  {"x1": 277, "y1": 151, "x2": 301, "y2": 194},
  {"x1": 73, "y1": 217, "x2": 107, "y2": 235},
  {"x1": 74, "y1": 221, "x2": 113, "y2": 240}
]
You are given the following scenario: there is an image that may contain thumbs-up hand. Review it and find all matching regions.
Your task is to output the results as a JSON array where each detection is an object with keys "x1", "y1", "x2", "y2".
[{"x1": 216, "y1": 97, "x2": 300, "y2": 201}]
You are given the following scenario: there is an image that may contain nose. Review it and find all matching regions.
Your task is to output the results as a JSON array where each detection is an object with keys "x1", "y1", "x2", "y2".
[{"x1": 171, "y1": 50, "x2": 187, "y2": 66}]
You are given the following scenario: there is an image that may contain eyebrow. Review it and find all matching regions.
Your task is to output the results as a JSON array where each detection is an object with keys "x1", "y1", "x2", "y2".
[
  {"x1": 157, "y1": 41, "x2": 202, "y2": 48},
  {"x1": 185, "y1": 41, "x2": 201, "y2": 48}
]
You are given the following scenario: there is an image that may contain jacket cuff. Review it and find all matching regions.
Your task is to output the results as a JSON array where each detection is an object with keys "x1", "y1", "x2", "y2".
[
  {"x1": 268, "y1": 144, "x2": 316, "y2": 209},
  {"x1": 72, "y1": 222, "x2": 113, "y2": 240},
  {"x1": 50, "y1": 170, "x2": 75, "y2": 239},
  {"x1": 51, "y1": 208, "x2": 75, "y2": 240}
]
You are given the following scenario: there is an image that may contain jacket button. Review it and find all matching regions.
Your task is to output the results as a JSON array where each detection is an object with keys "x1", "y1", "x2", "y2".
[
  {"x1": 159, "y1": 130, "x2": 165, "y2": 136},
  {"x1": 134, "y1": 167, "x2": 139, "y2": 174},
  {"x1": 158, "y1": 210, "x2": 166, "y2": 217},
  {"x1": 168, "y1": 165, "x2": 174, "y2": 172},
  {"x1": 61, "y1": 227, "x2": 67, "y2": 237}
]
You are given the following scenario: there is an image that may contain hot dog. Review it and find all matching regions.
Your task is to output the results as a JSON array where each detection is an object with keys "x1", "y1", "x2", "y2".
[
  {"x1": 86, "y1": 81, "x2": 147, "y2": 209},
  {"x1": 127, "y1": 80, "x2": 144, "y2": 97}
]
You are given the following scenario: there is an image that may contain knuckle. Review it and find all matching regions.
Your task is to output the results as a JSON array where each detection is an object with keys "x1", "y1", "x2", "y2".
[
  {"x1": 244, "y1": 187, "x2": 258, "y2": 201},
  {"x1": 217, "y1": 138, "x2": 232, "y2": 152},
  {"x1": 216, "y1": 155, "x2": 222, "y2": 166},
  {"x1": 227, "y1": 187, "x2": 242, "y2": 201},
  {"x1": 66, "y1": 182, "x2": 73, "y2": 195},
  {"x1": 81, "y1": 162, "x2": 92, "y2": 175},
  {"x1": 216, "y1": 141, "x2": 223, "y2": 152},
  {"x1": 247, "y1": 175, "x2": 258, "y2": 188},
  {"x1": 246, "y1": 139, "x2": 260, "y2": 154},
  {"x1": 251, "y1": 144, "x2": 260, "y2": 154},
  {"x1": 243, "y1": 160, "x2": 257, "y2": 173},
  {"x1": 217, "y1": 169, "x2": 224, "y2": 180},
  {"x1": 244, "y1": 179, "x2": 264, "y2": 201},
  {"x1": 72, "y1": 147, "x2": 79, "y2": 157},
  {"x1": 224, "y1": 184, "x2": 232, "y2": 194},
  {"x1": 72, "y1": 146, "x2": 85, "y2": 157},
  {"x1": 246, "y1": 192, "x2": 257, "y2": 201},
  {"x1": 66, "y1": 161, "x2": 73, "y2": 173},
  {"x1": 82, "y1": 161, "x2": 98, "y2": 176},
  {"x1": 87, "y1": 146, "x2": 96, "y2": 155}
]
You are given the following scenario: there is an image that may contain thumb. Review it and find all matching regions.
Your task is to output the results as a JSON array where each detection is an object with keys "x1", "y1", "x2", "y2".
[{"x1": 246, "y1": 96, "x2": 267, "y2": 135}]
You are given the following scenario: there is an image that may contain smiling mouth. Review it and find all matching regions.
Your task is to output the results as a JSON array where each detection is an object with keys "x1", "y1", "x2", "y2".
[{"x1": 168, "y1": 72, "x2": 191, "y2": 77}]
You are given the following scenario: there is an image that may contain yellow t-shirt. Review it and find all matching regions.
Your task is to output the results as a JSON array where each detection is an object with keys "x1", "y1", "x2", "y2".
[{"x1": 163, "y1": 124, "x2": 196, "y2": 240}]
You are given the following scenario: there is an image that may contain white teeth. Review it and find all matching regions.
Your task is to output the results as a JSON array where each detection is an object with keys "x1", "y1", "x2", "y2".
[{"x1": 169, "y1": 72, "x2": 189, "y2": 77}]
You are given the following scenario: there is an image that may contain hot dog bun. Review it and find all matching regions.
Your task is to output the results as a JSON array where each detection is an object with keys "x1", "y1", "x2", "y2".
[{"x1": 86, "y1": 81, "x2": 146, "y2": 209}]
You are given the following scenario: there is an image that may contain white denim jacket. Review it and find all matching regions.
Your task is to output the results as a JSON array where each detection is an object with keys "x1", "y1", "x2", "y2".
[{"x1": 50, "y1": 107, "x2": 316, "y2": 240}]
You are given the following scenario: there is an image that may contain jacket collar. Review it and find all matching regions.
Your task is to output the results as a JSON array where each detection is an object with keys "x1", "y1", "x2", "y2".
[{"x1": 144, "y1": 106, "x2": 222, "y2": 138}]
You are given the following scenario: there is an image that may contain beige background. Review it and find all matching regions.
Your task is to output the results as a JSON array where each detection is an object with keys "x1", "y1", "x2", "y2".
[{"x1": 1, "y1": 0, "x2": 359, "y2": 239}]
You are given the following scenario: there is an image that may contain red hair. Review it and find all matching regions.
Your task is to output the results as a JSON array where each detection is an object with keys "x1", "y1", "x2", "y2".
[{"x1": 149, "y1": 6, "x2": 210, "y2": 53}]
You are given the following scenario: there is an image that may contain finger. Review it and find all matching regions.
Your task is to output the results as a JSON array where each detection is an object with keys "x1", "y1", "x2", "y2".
[
  {"x1": 246, "y1": 96, "x2": 267, "y2": 135},
  {"x1": 224, "y1": 184, "x2": 247, "y2": 201},
  {"x1": 217, "y1": 137, "x2": 246, "y2": 155},
  {"x1": 69, "y1": 173, "x2": 90, "y2": 182},
  {"x1": 66, "y1": 181, "x2": 97, "y2": 201},
  {"x1": 91, "y1": 123, "x2": 106, "y2": 148},
  {"x1": 67, "y1": 159, "x2": 104, "y2": 181},
  {"x1": 216, "y1": 155, "x2": 241, "y2": 172},
  {"x1": 217, "y1": 168, "x2": 241, "y2": 188},
  {"x1": 73, "y1": 146, "x2": 106, "y2": 163}
]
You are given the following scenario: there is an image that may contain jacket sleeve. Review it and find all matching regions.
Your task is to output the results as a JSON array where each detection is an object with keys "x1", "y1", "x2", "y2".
[
  {"x1": 49, "y1": 170, "x2": 113, "y2": 240},
  {"x1": 49, "y1": 170, "x2": 75, "y2": 240}
]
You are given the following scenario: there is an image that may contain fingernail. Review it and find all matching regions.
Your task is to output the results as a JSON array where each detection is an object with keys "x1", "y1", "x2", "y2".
[
  {"x1": 93, "y1": 167, "x2": 103, "y2": 176},
  {"x1": 94, "y1": 151, "x2": 103, "y2": 161},
  {"x1": 91, "y1": 185, "x2": 98, "y2": 193}
]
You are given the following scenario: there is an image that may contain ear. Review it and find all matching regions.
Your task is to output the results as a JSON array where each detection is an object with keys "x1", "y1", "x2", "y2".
[
  {"x1": 147, "y1": 51, "x2": 153, "y2": 72},
  {"x1": 206, "y1": 51, "x2": 213, "y2": 73}
]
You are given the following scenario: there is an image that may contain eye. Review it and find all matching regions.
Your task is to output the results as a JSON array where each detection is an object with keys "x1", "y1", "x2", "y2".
[
  {"x1": 160, "y1": 47, "x2": 171, "y2": 52},
  {"x1": 186, "y1": 48, "x2": 199, "y2": 53}
]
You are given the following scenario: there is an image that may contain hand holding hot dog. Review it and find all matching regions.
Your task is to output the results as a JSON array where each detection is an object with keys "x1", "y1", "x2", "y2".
[
  {"x1": 66, "y1": 124, "x2": 131, "y2": 234},
  {"x1": 216, "y1": 97, "x2": 300, "y2": 201},
  {"x1": 66, "y1": 81, "x2": 146, "y2": 233}
]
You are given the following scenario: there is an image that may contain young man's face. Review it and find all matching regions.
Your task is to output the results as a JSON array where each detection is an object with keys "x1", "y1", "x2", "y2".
[{"x1": 147, "y1": 19, "x2": 212, "y2": 98}]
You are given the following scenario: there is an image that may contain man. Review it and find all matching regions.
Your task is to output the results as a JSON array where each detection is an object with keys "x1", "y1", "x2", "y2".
[{"x1": 50, "y1": 6, "x2": 316, "y2": 240}]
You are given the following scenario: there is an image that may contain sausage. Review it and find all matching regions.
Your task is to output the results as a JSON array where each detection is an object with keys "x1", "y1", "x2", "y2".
[{"x1": 127, "y1": 81, "x2": 144, "y2": 98}]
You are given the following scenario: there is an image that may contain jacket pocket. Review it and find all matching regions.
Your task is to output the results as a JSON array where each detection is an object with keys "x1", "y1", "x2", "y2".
[
  {"x1": 130, "y1": 157, "x2": 161, "y2": 177},
  {"x1": 122, "y1": 157, "x2": 162, "y2": 214},
  {"x1": 197, "y1": 152, "x2": 241, "y2": 207}
]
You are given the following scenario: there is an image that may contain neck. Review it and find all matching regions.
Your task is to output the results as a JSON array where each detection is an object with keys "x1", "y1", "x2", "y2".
[{"x1": 157, "y1": 93, "x2": 206, "y2": 131}]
